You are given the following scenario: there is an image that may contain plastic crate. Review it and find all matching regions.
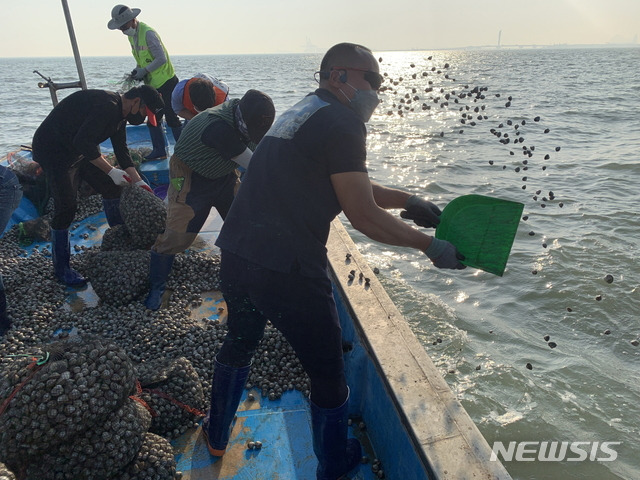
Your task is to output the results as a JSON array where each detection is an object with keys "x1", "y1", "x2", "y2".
[{"x1": 140, "y1": 158, "x2": 170, "y2": 187}]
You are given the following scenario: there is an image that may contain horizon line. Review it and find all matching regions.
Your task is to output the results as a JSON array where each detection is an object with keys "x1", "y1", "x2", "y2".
[{"x1": 1, "y1": 42, "x2": 638, "y2": 59}]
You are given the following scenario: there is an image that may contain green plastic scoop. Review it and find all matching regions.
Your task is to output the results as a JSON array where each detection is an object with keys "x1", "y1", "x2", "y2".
[{"x1": 435, "y1": 194, "x2": 524, "y2": 276}]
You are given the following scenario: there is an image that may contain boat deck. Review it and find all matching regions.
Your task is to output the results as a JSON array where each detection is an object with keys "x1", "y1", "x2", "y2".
[
  {"x1": 2, "y1": 123, "x2": 512, "y2": 479},
  {"x1": 15, "y1": 207, "x2": 381, "y2": 480},
  {"x1": 174, "y1": 391, "x2": 337, "y2": 480}
]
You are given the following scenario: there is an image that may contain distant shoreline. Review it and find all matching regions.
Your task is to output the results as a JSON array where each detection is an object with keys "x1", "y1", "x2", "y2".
[{"x1": 2, "y1": 43, "x2": 638, "y2": 59}]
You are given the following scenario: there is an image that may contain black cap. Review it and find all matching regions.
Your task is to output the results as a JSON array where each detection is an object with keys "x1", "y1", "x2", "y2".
[
  {"x1": 127, "y1": 85, "x2": 164, "y2": 113},
  {"x1": 239, "y1": 89, "x2": 275, "y2": 143}
]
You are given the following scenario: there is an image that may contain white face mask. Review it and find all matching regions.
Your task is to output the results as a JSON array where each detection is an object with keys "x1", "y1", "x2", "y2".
[{"x1": 122, "y1": 27, "x2": 136, "y2": 36}]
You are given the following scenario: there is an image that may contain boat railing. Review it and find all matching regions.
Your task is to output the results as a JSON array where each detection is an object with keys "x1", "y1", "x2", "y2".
[
  {"x1": 33, "y1": 70, "x2": 84, "y2": 107},
  {"x1": 327, "y1": 219, "x2": 513, "y2": 479}
]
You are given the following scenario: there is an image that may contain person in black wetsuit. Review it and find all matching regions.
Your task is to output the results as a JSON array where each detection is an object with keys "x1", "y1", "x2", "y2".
[
  {"x1": 203, "y1": 43, "x2": 466, "y2": 480},
  {"x1": 32, "y1": 85, "x2": 163, "y2": 287}
]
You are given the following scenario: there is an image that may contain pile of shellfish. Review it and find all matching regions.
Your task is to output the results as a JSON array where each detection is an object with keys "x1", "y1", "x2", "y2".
[{"x1": 0, "y1": 188, "x2": 310, "y2": 479}]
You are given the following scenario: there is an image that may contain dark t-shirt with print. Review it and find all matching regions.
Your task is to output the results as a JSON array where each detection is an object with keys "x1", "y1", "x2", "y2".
[{"x1": 216, "y1": 88, "x2": 367, "y2": 278}]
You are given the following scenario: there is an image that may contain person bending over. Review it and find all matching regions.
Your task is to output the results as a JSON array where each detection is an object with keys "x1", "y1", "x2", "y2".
[
  {"x1": 144, "y1": 89, "x2": 275, "y2": 310},
  {"x1": 172, "y1": 74, "x2": 230, "y2": 121},
  {"x1": 32, "y1": 85, "x2": 163, "y2": 287}
]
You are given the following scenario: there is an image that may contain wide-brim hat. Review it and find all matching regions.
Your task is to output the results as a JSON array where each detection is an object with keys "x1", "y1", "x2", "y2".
[{"x1": 107, "y1": 4, "x2": 141, "y2": 30}]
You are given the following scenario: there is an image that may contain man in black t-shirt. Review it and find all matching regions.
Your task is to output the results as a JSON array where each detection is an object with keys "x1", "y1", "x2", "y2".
[
  {"x1": 32, "y1": 85, "x2": 163, "y2": 287},
  {"x1": 206, "y1": 43, "x2": 466, "y2": 479},
  {"x1": 143, "y1": 90, "x2": 275, "y2": 310}
]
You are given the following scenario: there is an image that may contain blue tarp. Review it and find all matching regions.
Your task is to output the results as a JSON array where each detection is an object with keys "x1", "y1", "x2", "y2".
[{"x1": 3, "y1": 198, "x2": 39, "y2": 234}]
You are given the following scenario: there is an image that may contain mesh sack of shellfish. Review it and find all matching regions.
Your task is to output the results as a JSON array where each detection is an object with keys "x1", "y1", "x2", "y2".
[
  {"x1": 24, "y1": 398, "x2": 152, "y2": 480},
  {"x1": 83, "y1": 250, "x2": 151, "y2": 306},
  {"x1": 101, "y1": 224, "x2": 138, "y2": 252},
  {"x1": 135, "y1": 357, "x2": 205, "y2": 439},
  {"x1": 247, "y1": 323, "x2": 311, "y2": 401},
  {"x1": 119, "y1": 185, "x2": 167, "y2": 249},
  {"x1": 0, "y1": 463, "x2": 16, "y2": 480},
  {"x1": 0, "y1": 335, "x2": 136, "y2": 464},
  {"x1": 117, "y1": 432, "x2": 180, "y2": 480}
]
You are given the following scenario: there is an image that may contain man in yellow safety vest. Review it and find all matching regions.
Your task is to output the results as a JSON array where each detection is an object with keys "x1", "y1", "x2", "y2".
[{"x1": 108, "y1": 4, "x2": 183, "y2": 160}]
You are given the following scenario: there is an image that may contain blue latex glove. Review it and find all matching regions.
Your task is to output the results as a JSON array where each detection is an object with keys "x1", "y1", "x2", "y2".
[
  {"x1": 400, "y1": 195, "x2": 442, "y2": 228},
  {"x1": 424, "y1": 237, "x2": 466, "y2": 270},
  {"x1": 131, "y1": 67, "x2": 147, "y2": 81}
]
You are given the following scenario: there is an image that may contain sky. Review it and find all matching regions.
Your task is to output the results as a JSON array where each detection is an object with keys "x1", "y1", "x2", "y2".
[{"x1": 1, "y1": 0, "x2": 638, "y2": 58}]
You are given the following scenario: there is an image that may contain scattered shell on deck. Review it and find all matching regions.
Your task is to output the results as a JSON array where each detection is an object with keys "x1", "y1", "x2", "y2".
[{"x1": 0, "y1": 193, "x2": 314, "y2": 479}]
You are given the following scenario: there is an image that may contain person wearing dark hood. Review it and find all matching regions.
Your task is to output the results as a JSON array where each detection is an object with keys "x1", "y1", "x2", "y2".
[
  {"x1": 204, "y1": 43, "x2": 465, "y2": 480},
  {"x1": 32, "y1": 85, "x2": 164, "y2": 287},
  {"x1": 144, "y1": 89, "x2": 275, "y2": 310},
  {"x1": 108, "y1": 4, "x2": 183, "y2": 160}
]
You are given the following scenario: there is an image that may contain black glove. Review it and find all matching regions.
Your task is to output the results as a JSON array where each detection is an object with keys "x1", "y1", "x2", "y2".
[
  {"x1": 424, "y1": 237, "x2": 466, "y2": 270},
  {"x1": 401, "y1": 195, "x2": 442, "y2": 228}
]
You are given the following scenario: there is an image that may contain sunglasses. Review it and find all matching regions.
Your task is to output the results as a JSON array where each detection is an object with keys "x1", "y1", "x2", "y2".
[{"x1": 331, "y1": 67, "x2": 384, "y2": 90}]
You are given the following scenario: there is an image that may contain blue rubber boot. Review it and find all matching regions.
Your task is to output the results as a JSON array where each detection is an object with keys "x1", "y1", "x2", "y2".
[
  {"x1": 51, "y1": 228, "x2": 87, "y2": 287},
  {"x1": 202, "y1": 358, "x2": 251, "y2": 456},
  {"x1": 144, "y1": 250, "x2": 174, "y2": 310},
  {"x1": 0, "y1": 275, "x2": 11, "y2": 336},
  {"x1": 145, "y1": 124, "x2": 167, "y2": 160},
  {"x1": 102, "y1": 197, "x2": 124, "y2": 227},
  {"x1": 310, "y1": 389, "x2": 362, "y2": 480}
]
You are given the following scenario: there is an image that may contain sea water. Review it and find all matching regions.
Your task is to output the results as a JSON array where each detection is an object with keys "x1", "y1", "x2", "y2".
[{"x1": 0, "y1": 48, "x2": 638, "y2": 480}]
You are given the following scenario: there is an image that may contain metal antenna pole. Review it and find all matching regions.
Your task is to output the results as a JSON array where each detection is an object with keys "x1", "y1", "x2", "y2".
[{"x1": 61, "y1": 0, "x2": 87, "y2": 90}]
